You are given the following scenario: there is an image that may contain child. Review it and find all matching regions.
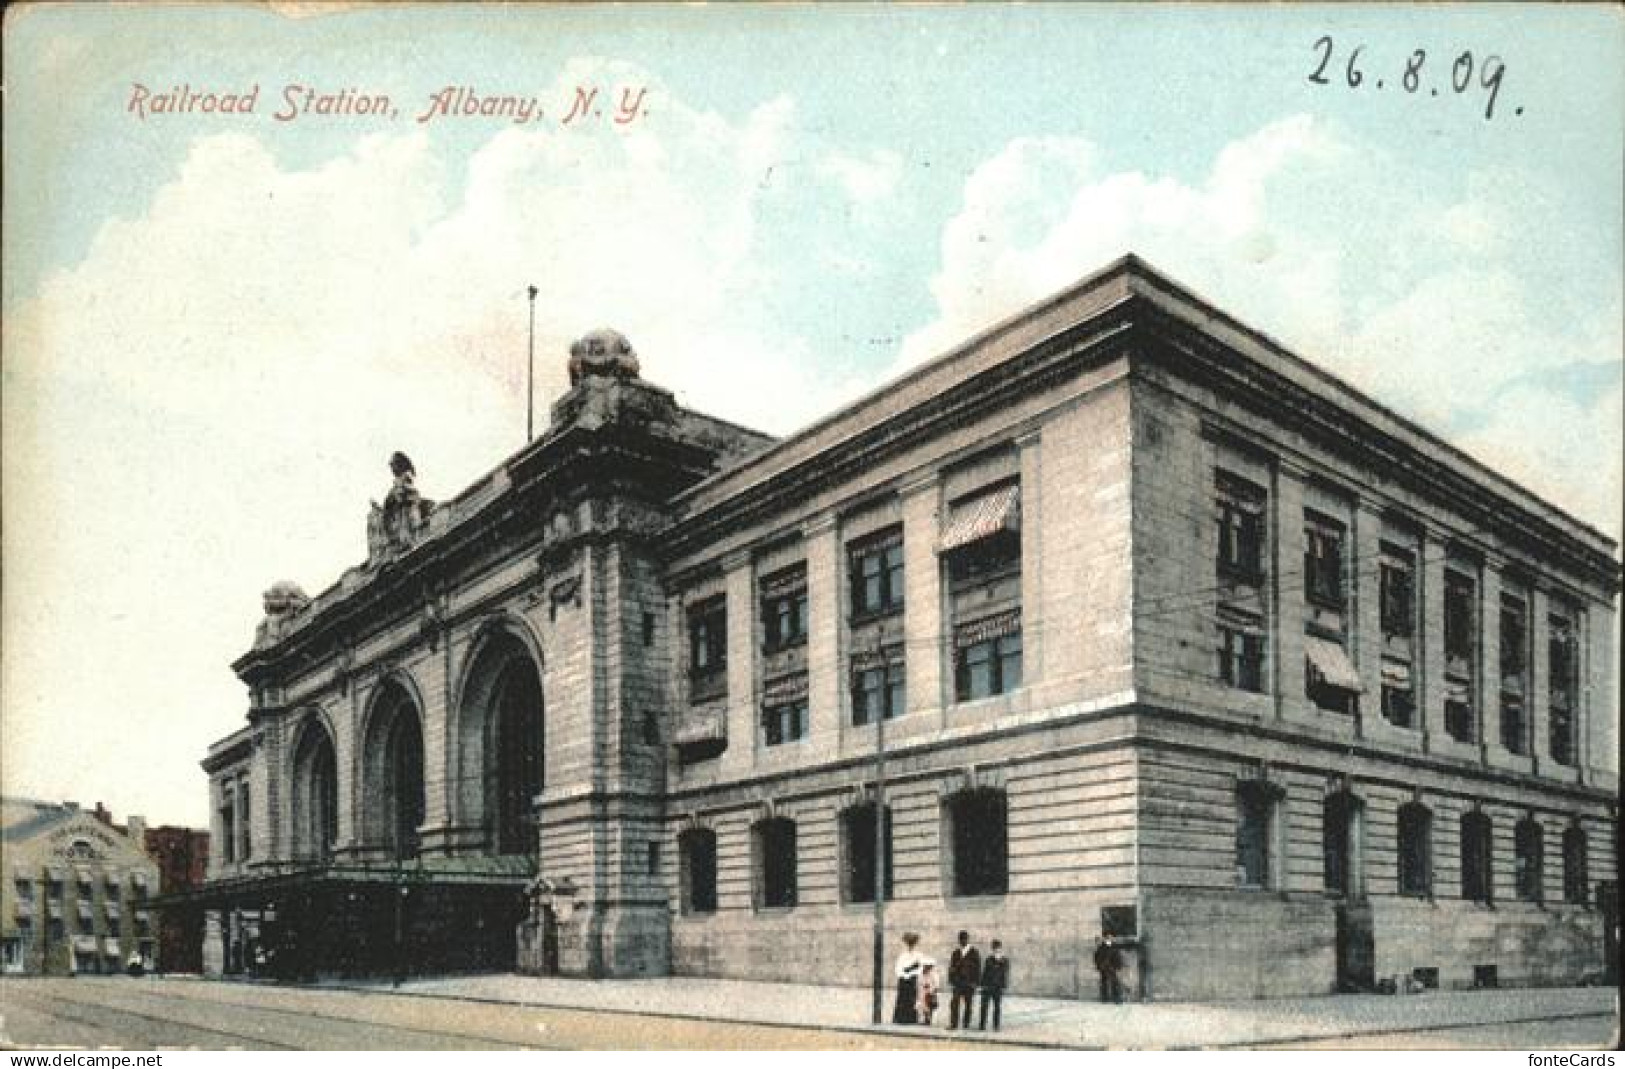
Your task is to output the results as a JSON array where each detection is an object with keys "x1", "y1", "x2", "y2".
[{"x1": 917, "y1": 961, "x2": 940, "y2": 1025}]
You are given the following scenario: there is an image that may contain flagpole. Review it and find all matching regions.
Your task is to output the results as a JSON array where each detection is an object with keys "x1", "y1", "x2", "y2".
[{"x1": 526, "y1": 284, "x2": 538, "y2": 443}]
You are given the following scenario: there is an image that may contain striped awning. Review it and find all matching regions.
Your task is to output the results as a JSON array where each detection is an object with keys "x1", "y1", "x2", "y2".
[
  {"x1": 954, "y1": 609, "x2": 1022, "y2": 650},
  {"x1": 938, "y1": 484, "x2": 1020, "y2": 553},
  {"x1": 1444, "y1": 677, "x2": 1471, "y2": 703},
  {"x1": 762, "y1": 673, "x2": 809, "y2": 706},
  {"x1": 77, "y1": 902, "x2": 94, "y2": 920},
  {"x1": 1304, "y1": 636, "x2": 1363, "y2": 692},
  {"x1": 104, "y1": 901, "x2": 121, "y2": 919},
  {"x1": 72, "y1": 936, "x2": 98, "y2": 953},
  {"x1": 759, "y1": 565, "x2": 807, "y2": 599},
  {"x1": 673, "y1": 706, "x2": 727, "y2": 746},
  {"x1": 851, "y1": 645, "x2": 904, "y2": 672},
  {"x1": 45, "y1": 866, "x2": 66, "y2": 883},
  {"x1": 13, "y1": 899, "x2": 33, "y2": 918},
  {"x1": 46, "y1": 901, "x2": 63, "y2": 919},
  {"x1": 1381, "y1": 660, "x2": 1411, "y2": 687}
]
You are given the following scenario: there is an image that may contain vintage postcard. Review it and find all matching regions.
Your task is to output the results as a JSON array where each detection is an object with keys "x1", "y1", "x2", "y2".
[{"x1": 2, "y1": 1, "x2": 1619, "y2": 1054}]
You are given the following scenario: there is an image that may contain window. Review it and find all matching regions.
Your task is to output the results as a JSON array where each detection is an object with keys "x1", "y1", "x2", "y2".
[
  {"x1": 1220, "y1": 624, "x2": 1265, "y2": 692},
  {"x1": 1460, "y1": 810, "x2": 1493, "y2": 904},
  {"x1": 1563, "y1": 825, "x2": 1589, "y2": 905},
  {"x1": 947, "y1": 789, "x2": 1008, "y2": 897},
  {"x1": 640, "y1": 710, "x2": 660, "y2": 747},
  {"x1": 760, "y1": 566, "x2": 808, "y2": 652},
  {"x1": 947, "y1": 530, "x2": 1021, "y2": 588},
  {"x1": 1236, "y1": 781, "x2": 1280, "y2": 889},
  {"x1": 1381, "y1": 662, "x2": 1416, "y2": 728},
  {"x1": 1216, "y1": 473, "x2": 1267, "y2": 582},
  {"x1": 106, "y1": 918, "x2": 120, "y2": 938},
  {"x1": 842, "y1": 803, "x2": 894, "y2": 904},
  {"x1": 954, "y1": 614, "x2": 1023, "y2": 701},
  {"x1": 1444, "y1": 570, "x2": 1477, "y2": 743},
  {"x1": 851, "y1": 652, "x2": 906, "y2": 726},
  {"x1": 1379, "y1": 548, "x2": 1416, "y2": 638},
  {"x1": 646, "y1": 841, "x2": 660, "y2": 878},
  {"x1": 688, "y1": 597, "x2": 727, "y2": 677},
  {"x1": 1500, "y1": 592, "x2": 1530, "y2": 754},
  {"x1": 240, "y1": 786, "x2": 253, "y2": 861},
  {"x1": 1548, "y1": 612, "x2": 1576, "y2": 765},
  {"x1": 849, "y1": 530, "x2": 904, "y2": 619},
  {"x1": 1304, "y1": 513, "x2": 1346, "y2": 609},
  {"x1": 1398, "y1": 803, "x2": 1432, "y2": 897},
  {"x1": 761, "y1": 697, "x2": 807, "y2": 747},
  {"x1": 1514, "y1": 817, "x2": 1543, "y2": 903},
  {"x1": 1324, "y1": 792, "x2": 1361, "y2": 898},
  {"x1": 678, "y1": 828, "x2": 717, "y2": 913},
  {"x1": 754, "y1": 818, "x2": 798, "y2": 909},
  {"x1": 220, "y1": 800, "x2": 236, "y2": 865}
]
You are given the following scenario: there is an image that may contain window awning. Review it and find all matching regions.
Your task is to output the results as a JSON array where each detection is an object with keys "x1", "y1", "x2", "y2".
[
  {"x1": 1305, "y1": 636, "x2": 1363, "y2": 692},
  {"x1": 954, "y1": 609, "x2": 1022, "y2": 649},
  {"x1": 131, "y1": 872, "x2": 149, "y2": 888},
  {"x1": 12, "y1": 863, "x2": 33, "y2": 881},
  {"x1": 13, "y1": 900, "x2": 33, "y2": 918},
  {"x1": 762, "y1": 673, "x2": 809, "y2": 706},
  {"x1": 72, "y1": 936, "x2": 99, "y2": 953},
  {"x1": 759, "y1": 566, "x2": 807, "y2": 600},
  {"x1": 1444, "y1": 677, "x2": 1471, "y2": 703},
  {"x1": 1381, "y1": 660, "x2": 1411, "y2": 687},
  {"x1": 673, "y1": 706, "x2": 727, "y2": 747},
  {"x1": 104, "y1": 902, "x2": 121, "y2": 919},
  {"x1": 938, "y1": 484, "x2": 1020, "y2": 553},
  {"x1": 45, "y1": 866, "x2": 66, "y2": 883}
]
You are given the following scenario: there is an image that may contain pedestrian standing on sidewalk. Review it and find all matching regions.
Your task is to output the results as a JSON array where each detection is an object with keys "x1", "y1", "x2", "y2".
[
  {"x1": 917, "y1": 961, "x2": 940, "y2": 1025},
  {"x1": 1093, "y1": 935, "x2": 1125, "y2": 1004},
  {"x1": 978, "y1": 939, "x2": 1009, "y2": 1031},
  {"x1": 947, "y1": 930, "x2": 981, "y2": 1029},
  {"x1": 892, "y1": 931, "x2": 925, "y2": 1024}
]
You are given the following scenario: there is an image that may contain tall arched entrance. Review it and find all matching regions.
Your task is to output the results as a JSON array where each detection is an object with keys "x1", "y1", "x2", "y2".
[
  {"x1": 363, "y1": 680, "x2": 426, "y2": 860},
  {"x1": 290, "y1": 717, "x2": 339, "y2": 861},
  {"x1": 457, "y1": 626, "x2": 544, "y2": 856}
]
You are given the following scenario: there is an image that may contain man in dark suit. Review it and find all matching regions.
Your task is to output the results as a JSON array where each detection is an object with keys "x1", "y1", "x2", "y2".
[
  {"x1": 947, "y1": 930, "x2": 981, "y2": 1029},
  {"x1": 978, "y1": 939, "x2": 1009, "y2": 1031}
]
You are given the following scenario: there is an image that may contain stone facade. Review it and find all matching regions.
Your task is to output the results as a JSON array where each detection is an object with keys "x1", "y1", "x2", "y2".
[{"x1": 200, "y1": 257, "x2": 1618, "y2": 997}]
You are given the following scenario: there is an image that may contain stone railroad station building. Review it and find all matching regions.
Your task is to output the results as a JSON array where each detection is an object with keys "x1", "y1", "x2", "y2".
[{"x1": 192, "y1": 256, "x2": 1618, "y2": 998}]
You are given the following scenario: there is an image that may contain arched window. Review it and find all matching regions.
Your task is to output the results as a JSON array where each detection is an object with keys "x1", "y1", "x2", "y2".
[
  {"x1": 456, "y1": 628, "x2": 545, "y2": 856},
  {"x1": 841, "y1": 803, "x2": 894, "y2": 904},
  {"x1": 364, "y1": 682, "x2": 425, "y2": 860},
  {"x1": 1397, "y1": 802, "x2": 1432, "y2": 897},
  {"x1": 1563, "y1": 825, "x2": 1589, "y2": 905},
  {"x1": 947, "y1": 788, "x2": 1008, "y2": 897},
  {"x1": 1514, "y1": 816, "x2": 1544, "y2": 903},
  {"x1": 1460, "y1": 810, "x2": 1493, "y2": 904},
  {"x1": 291, "y1": 720, "x2": 339, "y2": 861},
  {"x1": 752, "y1": 817, "x2": 798, "y2": 909},
  {"x1": 1323, "y1": 791, "x2": 1362, "y2": 898},
  {"x1": 678, "y1": 828, "x2": 718, "y2": 914},
  {"x1": 492, "y1": 660, "x2": 544, "y2": 855}
]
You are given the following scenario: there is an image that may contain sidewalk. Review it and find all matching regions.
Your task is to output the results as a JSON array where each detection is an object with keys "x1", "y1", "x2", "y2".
[{"x1": 320, "y1": 973, "x2": 1618, "y2": 1049}]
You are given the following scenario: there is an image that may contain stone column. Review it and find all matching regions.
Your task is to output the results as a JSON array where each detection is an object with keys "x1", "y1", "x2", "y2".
[
  {"x1": 1017, "y1": 430, "x2": 1044, "y2": 685},
  {"x1": 900, "y1": 475, "x2": 945, "y2": 722},
  {"x1": 721, "y1": 550, "x2": 757, "y2": 777},
  {"x1": 805, "y1": 515, "x2": 842, "y2": 750},
  {"x1": 1272, "y1": 464, "x2": 1306, "y2": 721}
]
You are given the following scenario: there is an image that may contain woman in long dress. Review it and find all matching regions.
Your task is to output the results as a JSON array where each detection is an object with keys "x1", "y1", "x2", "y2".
[{"x1": 892, "y1": 932, "x2": 924, "y2": 1024}]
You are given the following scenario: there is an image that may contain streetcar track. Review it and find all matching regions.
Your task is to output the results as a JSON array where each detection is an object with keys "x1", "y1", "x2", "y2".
[
  {"x1": 16, "y1": 982, "x2": 548, "y2": 1051},
  {"x1": 3, "y1": 987, "x2": 299, "y2": 1050}
]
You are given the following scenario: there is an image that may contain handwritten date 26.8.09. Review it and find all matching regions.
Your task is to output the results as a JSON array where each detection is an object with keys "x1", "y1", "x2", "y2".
[{"x1": 1308, "y1": 37, "x2": 1516, "y2": 121}]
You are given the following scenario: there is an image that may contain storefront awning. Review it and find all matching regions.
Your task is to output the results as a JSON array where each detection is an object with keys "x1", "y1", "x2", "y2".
[
  {"x1": 938, "y1": 484, "x2": 1020, "y2": 553},
  {"x1": 1305, "y1": 636, "x2": 1363, "y2": 692},
  {"x1": 151, "y1": 858, "x2": 537, "y2": 911}
]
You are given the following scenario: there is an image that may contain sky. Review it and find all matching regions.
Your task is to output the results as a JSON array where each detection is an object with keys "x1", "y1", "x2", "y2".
[{"x1": 3, "y1": 3, "x2": 1621, "y2": 828}]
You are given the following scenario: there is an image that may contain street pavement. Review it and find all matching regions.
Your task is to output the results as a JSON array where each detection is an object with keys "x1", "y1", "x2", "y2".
[
  {"x1": 334, "y1": 973, "x2": 1618, "y2": 1049},
  {"x1": 1, "y1": 973, "x2": 1616, "y2": 1050}
]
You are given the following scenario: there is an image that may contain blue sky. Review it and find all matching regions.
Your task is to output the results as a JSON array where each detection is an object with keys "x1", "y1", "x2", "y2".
[{"x1": 3, "y1": 3, "x2": 1620, "y2": 825}]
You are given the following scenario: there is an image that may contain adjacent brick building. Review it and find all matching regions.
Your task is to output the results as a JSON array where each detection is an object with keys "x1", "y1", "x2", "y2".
[
  {"x1": 197, "y1": 256, "x2": 1618, "y2": 996},
  {"x1": 144, "y1": 826, "x2": 210, "y2": 974}
]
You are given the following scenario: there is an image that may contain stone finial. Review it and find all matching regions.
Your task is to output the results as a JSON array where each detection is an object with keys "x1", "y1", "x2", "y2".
[
  {"x1": 567, "y1": 328, "x2": 641, "y2": 386},
  {"x1": 262, "y1": 581, "x2": 310, "y2": 617}
]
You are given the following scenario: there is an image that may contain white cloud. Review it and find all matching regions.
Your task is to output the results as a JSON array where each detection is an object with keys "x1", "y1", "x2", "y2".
[
  {"x1": 1, "y1": 61, "x2": 848, "y2": 824},
  {"x1": 817, "y1": 147, "x2": 904, "y2": 206},
  {"x1": 899, "y1": 116, "x2": 1622, "y2": 538}
]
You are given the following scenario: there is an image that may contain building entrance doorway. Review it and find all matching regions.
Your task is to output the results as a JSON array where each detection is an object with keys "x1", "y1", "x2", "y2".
[{"x1": 1334, "y1": 903, "x2": 1374, "y2": 991}]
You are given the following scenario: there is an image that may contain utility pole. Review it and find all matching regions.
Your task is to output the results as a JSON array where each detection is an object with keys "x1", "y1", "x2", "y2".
[
  {"x1": 870, "y1": 635, "x2": 890, "y2": 1025},
  {"x1": 525, "y1": 284, "x2": 539, "y2": 443}
]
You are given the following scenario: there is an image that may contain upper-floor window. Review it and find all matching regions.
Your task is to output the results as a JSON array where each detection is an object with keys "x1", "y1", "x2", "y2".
[
  {"x1": 1548, "y1": 611, "x2": 1577, "y2": 765},
  {"x1": 851, "y1": 650, "x2": 906, "y2": 726},
  {"x1": 1444, "y1": 569, "x2": 1478, "y2": 743},
  {"x1": 1304, "y1": 512, "x2": 1346, "y2": 609},
  {"x1": 760, "y1": 565, "x2": 808, "y2": 653},
  {"x1": 687, "y1": 596, "x2": 727, "y2": 700},
  {"x1": 240, "y1": 786, "x2": 253, "y2": 861},
  {"x1": 761, "y1": 674, "x2": 809, "y2": 747},
  {"x1": 1219, "y1": 619, "x2": 1265, "y2": 693},
  {"x1": 849, "y1": 528, "x2": 904, "y2": 619},
  {"x1": 220, "y1": 799, "x2": 237, "y2": 865},
  {"x1": 1499, "y1": 591, "x2": 1529, "y2": 755},
  {"x1": 954, "y1": 612, "x2": 1023, "y2": 702},
  {"x1": 1216, "y1": 473, "x2": 1266, "y2": 582},
  {"x1": 1379, "y1": 546, "x2": 1415, "y2": 639}
]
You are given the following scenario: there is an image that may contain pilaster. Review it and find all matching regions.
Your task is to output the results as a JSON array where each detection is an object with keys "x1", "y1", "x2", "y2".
[
  {"x1": 1418, "y1": 528, "x2": 1448, "y2": 754},
  {"x1": 805, "y1": 514, "x2": 842, "y2": 750},
  {"x1": 721, "y1": 550, "x2": 757, "y2": 778},
  {"x1": 1017, "y1": 430, "x2": 1044, "y2": 686},
  {"x1": 1272, "y1": 463, "x2": 1305, "y2": 721},
  {"x1": 900, "y1": 474, "x2": 945, "y2": 721}
]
